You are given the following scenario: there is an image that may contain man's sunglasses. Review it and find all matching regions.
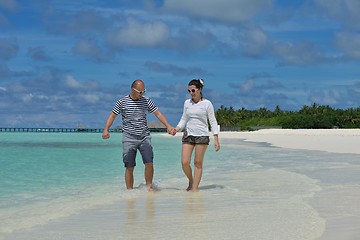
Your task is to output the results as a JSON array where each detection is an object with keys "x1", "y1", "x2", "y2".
[
  {"x1": 132, "y1": 88, "x2": 146, "y2": 94},
  {"x1": 188, "y1": 88, "x2": 198, "y2": 93}
]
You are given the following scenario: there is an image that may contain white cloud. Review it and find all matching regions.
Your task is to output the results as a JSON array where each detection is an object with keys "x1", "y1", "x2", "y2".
[
  {"x1": 0, "y1": 38, "x2": 19, "y2": 61},
  {"x1": 107, "y1": 17, "x2": 170, "y2": 48},
  {"x1": 64, "y1": 75, "x2": 82, "y2": 89},
  {"x1": 78, "y1": 93, "x2": 99, "y2": 104},
  {"x1": 272, "y1": 40, "x2": 326, "y2": 66},
  {"x1": 348, "y1": 81, "x2": 360, "y2": 96},
  {"x1": 242, "y1": 27, "x2": 268, "y2": 56},
  {"x1": 315, "y1": 0, "x2": 360, "y2": 30},
  {"x1": 28, "y1": 46, "x2": 52, "y2": 61},
  {"x1": 240, "y1": 79, "x2": 256, "y2": 93},
  {"x1": 72, "y1": 38, "x2": 110, "y2": 62},
  {"x1": 45, "y1": 9, "x2": 107, "y2": 35},
  {"x1": 315, "y1": 0, "x2": 344, "y2": 18},
  {"x1": 144, "y1": 61, "x2": 207, "y2": 76},
  {"x1": 162, "y1": 0, "x2": 271, "y2": 23},
  {"x1": 21, "y1": 93, "x2": 34, "y2": 102},
  {"x1": 309, "y1": 90, "x2": 339, "y2": 105},
  {"x1": 335, "y1": 32, "x2": 360, "y2": 60},
  {"x1": 0, "y1": 0, "x2": 19, "y2": 12},
  {"x1": 8, "y1": 82, "x2": 27, "y2": 93}
]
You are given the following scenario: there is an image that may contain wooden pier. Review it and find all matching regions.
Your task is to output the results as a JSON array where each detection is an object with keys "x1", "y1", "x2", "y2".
[
  {"x1": 0, "y1": 127, "x2": 167, "y2": 133},
  {"x1": 0, "y1": 127, "x2": 113, "y2": 133}
]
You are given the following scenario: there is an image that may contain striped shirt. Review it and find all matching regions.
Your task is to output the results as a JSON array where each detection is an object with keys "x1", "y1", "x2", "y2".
[{"x1": 112, "y1": 95, "x2": 158, "y2": 136}]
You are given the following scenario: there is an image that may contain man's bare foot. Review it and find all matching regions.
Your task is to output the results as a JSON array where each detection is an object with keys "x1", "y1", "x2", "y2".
[
  {"x1": 186, "y1": 182, "x2": 193, "y2": 191},
  {"x1": 147, "y1": 184, "x2": 154, "y2": 192}
]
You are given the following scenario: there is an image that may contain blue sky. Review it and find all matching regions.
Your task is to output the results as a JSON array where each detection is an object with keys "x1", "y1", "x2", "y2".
[{"x1": 1, "y1": 0, "x2": 360, "y2": 128}]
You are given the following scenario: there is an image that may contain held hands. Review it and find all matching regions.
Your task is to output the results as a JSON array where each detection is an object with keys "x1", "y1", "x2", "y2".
[{"x1": 167, "y1": 127, "x2": 177, "y2": 136}]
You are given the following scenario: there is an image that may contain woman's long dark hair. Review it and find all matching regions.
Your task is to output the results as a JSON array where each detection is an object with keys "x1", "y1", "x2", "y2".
[{"x1": 188, "y1": 79, "x2": 204, "y2": 98}]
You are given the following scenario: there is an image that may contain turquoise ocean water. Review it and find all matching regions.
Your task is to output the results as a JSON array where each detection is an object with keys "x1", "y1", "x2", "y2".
[
  {"x1": 1, "y1": 132, "x2": 359, "y2": 239},
  {"x1": 0, "y1": 133, "x2": 185, "y2": 230},
  {"x1": 0, "y1": 132, "x2": 181, "y2": 210}
]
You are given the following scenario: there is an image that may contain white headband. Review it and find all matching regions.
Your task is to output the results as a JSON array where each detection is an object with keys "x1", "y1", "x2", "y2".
[{"x1": 199, "y1": 79, "x2": 204, "y2": 86}]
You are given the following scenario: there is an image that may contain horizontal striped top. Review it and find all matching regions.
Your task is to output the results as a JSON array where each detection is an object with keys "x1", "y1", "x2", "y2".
[{"x1": 112, "y1": 95, "x2": 158, "y2": 136}]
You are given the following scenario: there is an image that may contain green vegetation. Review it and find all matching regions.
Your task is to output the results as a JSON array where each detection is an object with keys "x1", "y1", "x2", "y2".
[{"x1": 215, "y1": 103, "x2": 360, "y2": 129}]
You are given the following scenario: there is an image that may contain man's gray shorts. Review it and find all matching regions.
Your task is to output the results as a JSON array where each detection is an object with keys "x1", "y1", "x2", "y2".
[{"x1": 122, "y1": 133, "x2": 153, "y2": 168}]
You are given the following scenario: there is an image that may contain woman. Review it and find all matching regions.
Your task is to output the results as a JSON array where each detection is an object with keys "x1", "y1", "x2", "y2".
[{"x1": 175, "y1": 79, "x2": 220, "y2": 192}]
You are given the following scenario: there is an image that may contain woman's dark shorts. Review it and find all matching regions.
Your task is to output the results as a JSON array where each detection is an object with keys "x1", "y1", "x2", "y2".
[{"x1": 182, "y1": 131, "x2": 210, "y2": 145}]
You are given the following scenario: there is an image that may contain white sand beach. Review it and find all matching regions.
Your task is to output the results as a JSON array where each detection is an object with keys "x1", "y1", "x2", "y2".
[
  {"x1": 220, "y1": 128, "x2": 360, "y2": 154},
  {"x1": 220, "y1": 129, "x2": 360, "y2": 240},
  {"x1": 2, "y1": 129, "x2": 360, "y2": 240}
]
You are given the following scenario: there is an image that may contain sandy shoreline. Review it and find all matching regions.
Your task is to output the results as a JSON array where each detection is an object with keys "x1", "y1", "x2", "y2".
[
  {"x1": 219, "y1": 129, "x2": 360, "y2": 155},
  {"x1": 220, "y1": 129, "x2": 360, "y2": 240}
]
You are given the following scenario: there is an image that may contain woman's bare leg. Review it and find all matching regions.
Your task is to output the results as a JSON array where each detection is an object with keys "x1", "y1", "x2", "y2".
[
  {"x1": 181, "y1": 143, "x2": 195, "y2": 191},
  {"x1": 191, "y1": 144, "x2": 208, "y2": 192}
]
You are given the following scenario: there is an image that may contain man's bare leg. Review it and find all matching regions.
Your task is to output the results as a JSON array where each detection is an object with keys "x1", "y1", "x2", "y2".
[
  {"x1": 144, "y1": 162, "x2": 154, "y2": 191},
  {"x1": 125, "y1": 167, "x2": 135, "y2": 190}
]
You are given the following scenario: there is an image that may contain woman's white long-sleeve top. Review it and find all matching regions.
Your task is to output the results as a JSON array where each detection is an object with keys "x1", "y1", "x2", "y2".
[{"x1": 177, "y1": 99, "x2": 219, "y2": 136}]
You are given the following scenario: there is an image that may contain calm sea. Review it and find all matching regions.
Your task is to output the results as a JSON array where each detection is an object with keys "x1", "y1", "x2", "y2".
[
  {"x1": 0, "y1": 133, "x2": 180, "y2": 203},
  {"x1": 1, "y1": 132, "x2": 359, "y2": 239},
  {"x1": 0, "y1": 132, "x2": 184, "y2": 233}
]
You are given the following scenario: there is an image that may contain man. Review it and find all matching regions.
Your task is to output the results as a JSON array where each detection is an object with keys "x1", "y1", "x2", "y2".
[{"x1": 102, "y1": 79, "x2": 174, "y2": 191}]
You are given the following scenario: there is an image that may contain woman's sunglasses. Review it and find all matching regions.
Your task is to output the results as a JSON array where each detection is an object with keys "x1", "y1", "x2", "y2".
[
  {"x1": 132, "y1": 88, "x2": 146, "y2": 94},
  {"x1": 188, "y1": 88, "x2": 198, "y2": 93}
]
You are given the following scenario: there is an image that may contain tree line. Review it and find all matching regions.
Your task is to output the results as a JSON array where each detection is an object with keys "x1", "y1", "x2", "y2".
[{"x1": 215, "y1": 103, "x2": 360, "y2": 129}]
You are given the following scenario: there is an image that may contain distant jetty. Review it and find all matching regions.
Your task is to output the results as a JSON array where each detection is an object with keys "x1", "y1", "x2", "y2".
[{"x1": 0, "y1": 127, "x2": 167, "y2": 133}]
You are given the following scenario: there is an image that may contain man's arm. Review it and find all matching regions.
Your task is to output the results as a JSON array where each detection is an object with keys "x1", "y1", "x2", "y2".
[
  {"x1": 153, "y1": 109, "x2": 175, "y2": 135},
  {"x1": 102, "y1": 112, "x2": 117, "y2": 139}
]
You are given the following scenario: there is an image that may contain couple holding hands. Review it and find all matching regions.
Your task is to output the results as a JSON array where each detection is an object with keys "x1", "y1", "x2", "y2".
[{"x1": 102, "y1": 79, "x2": 220, "y2": 192}]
